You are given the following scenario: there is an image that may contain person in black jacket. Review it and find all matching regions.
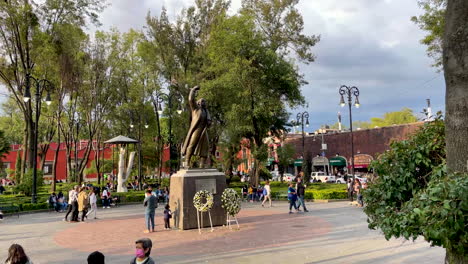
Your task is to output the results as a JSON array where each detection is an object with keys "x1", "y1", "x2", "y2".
[{"x1": 296, "y1": 177, "x2": 309, "y2": 212}]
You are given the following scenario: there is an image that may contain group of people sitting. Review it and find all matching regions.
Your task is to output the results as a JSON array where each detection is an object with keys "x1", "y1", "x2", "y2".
[
  {"x1": 4, "y1": 238, "x2": 156, "y2": 264},
  {"x1": 242, "y1": 184, "x2": 267, "y2": 202}
]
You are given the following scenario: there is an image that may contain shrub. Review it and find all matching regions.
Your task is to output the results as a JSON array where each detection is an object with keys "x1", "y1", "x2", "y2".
[
  {"x1": 365, "y1": 117, "x2": 468, "y2": 261},
  {"x1": 14, "y1": 170, "x2": 44, "y2": 196}
]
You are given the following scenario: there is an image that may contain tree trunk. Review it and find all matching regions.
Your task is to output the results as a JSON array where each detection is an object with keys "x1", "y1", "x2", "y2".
[
  {"x1": 117, "y1": 147, "x2": 136, "y2": 193},
  {"x1": 443, "y1": 1, "x2": 468, "y2": 263},
  {"x1": 51, "y1": 136, "x2": 60, "y2": 192},
  {"x1": 20, "y1": 125, "x2": 28, "y2": 183},
  {"x1": 444, "y1": 0, "x2": 468, "y2": 175},
  {"x1": 445, "y1": 249, "x2": 468, "y2": 264}
]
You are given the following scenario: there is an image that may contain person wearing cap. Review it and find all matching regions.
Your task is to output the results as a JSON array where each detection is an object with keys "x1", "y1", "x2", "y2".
[{"x1": 131, "y1": 238, "x2": 155, "y2": 264}]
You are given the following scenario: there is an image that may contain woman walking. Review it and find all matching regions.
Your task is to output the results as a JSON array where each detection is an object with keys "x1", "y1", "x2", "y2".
[
  {"x1": 86, "y1": 187, "x2": 98, "y2": 219},
  {"x1": 5, "y1": 244, "x2": 32, "y2": 264},
  {"x1": 78, "y1": 187, "x2": 89, "y2": 222},
  {"x1": 288, "y1": 183, "x2": 299, "y2": 214}
]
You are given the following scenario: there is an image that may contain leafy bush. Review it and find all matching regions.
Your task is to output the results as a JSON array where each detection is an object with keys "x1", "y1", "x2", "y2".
[
  {"x1": 14, "y1": 170, "x2": 44, "y2": 196},
  {"x1": 231, "y1": 176, "x2": 241, "y2": 182},
  {"x1": 364, "y1": 118, "x2": 468, "y2": 261},
  {"x1": 21, "y1": 202, "x2": 48, "y2": 211}
]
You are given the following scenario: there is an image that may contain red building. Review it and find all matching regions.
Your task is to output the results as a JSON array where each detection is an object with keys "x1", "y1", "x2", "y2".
[{"x1": 0, "y1": 140, "x2": 171, "y2": 182}]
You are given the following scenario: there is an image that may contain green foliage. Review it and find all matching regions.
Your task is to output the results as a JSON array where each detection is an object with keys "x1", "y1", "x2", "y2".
[
  {"x1": 364, "y1": 117, "x2": 468, "y2": 257},
  {"x1": 411, "y1": 0, "x2": 446, "y2": 69},
  {"x1": 370, "y1": 108, "x2": 418, "y2": 127},
  {"x1": 276, "y1": 144, "x2": 295, "y2": 172},
  {"x1": 14, "y1": 170, "x2": 44, "y2": 196},
  {"x1": 258, "y1": 167, "x2": 272, "y2": 181},
  {"x1": 353, "y1": 108, "x2": 419, "y2": 129}
]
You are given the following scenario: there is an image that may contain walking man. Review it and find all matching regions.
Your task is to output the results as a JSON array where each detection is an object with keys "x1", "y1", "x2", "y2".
[
  {"x1": 296, "y1": 177, "x2": 309, "y2": 212},
  {"x1": 143, "y1": 189, "x2": 157, "y2": 233},
  {"x1": 261, "y1": 181, "x2": 272, "y2": 207},
  {"x1": 64, "y1": 185, "x2": 79, "y2": 222}
]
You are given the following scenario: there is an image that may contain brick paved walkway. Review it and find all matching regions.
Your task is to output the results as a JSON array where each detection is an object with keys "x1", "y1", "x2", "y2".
[
  {"x1": 0, "y1": 201, "x2": 445, "y2": 264},
  {"x1": 54, "y1": 208, "x2": 331, "y2": 256}
]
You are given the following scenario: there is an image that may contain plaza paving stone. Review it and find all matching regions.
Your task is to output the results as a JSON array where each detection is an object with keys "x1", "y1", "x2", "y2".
[{"x1": 0, "y1": 201, "x2": 444, "y2": 264}]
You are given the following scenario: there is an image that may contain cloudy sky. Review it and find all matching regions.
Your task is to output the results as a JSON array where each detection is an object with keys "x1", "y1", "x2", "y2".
[{"x1": 92, "y1": 0, "x2": 445, "y2": 131}]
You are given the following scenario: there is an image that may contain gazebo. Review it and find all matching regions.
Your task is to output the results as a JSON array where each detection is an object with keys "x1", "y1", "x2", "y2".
[{"x1": 104, "y1": 135, "x2": 139, "y2": 192}]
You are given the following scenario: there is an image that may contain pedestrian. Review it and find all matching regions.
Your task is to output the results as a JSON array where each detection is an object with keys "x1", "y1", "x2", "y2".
[
  {"x1": 87, "y1": 251, "x2": 105, "y2": 264},
  {"x1": 252, "y1": 185, "x2": 258, "y2": 201},
  {"x1": 101, "y1": 188, "x2": 110, "y2": 208},
  {"x1": 78, "y1": 186, "x2": 89, "y2": 222},
  {"x1": 347, "y1": 179, "x2": 353, "y2": 202},
  {"x1": 64, "y1": 185, "x2": 79, "y2": 222},
  {"x1": 261, "y1": 181, "x2": 272, "y2": 207},
  {"x1": 5, "y1": 244, "x2": 32, "y2": 264},
  {"x1": 248, "y1": 185, "x2": 253, "y2": 202},
  {"x1": 354, "y1": 179, "x2": 363, "y2": 207},
  {"x1": 296, "y1": 177, "x2": 309, "y2": 212},
  {"x1": 86, "y1": 187, "x2": 98, "y2": 219},
  {"x1": 163, "y1": 204, "x2": 172, "y2": 230},
  {"x1": 131, "y1": 238, "x2": 155, "y2": 264},
  {"x1": 0, "y1": 210, "x2": 3, "y2": 220},
  {"x1": 288, "y1": 183, "x2": 299, "y2": 214},
  {"x1": 143, "y1": 189, "x2": 157, "y2": 233},
  {"x1": 48, "y1": 192, "x2": 58, "y2": 212},
  {"x1": 241, "y1": 185, "x2": 248, "y2": 201}
]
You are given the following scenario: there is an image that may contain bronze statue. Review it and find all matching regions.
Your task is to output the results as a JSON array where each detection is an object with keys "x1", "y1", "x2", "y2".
[{"x1": 181, "y1": 86, "x2": 211, "y2": 168}]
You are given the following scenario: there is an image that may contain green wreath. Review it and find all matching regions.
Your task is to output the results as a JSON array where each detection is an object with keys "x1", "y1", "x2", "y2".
[
  {"x1": 193, "y1": 190, "x2": 214, "y2": 212},
  {"x1": 221, "y1": 188, "x2": 241, "y2": 216}
]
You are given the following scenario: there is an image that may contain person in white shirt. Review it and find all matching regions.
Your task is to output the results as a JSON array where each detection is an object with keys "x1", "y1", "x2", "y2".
[
  {"x1": 86, "y1": 188, "x2": 98, "y2": 219},
  {"x1": 261, "y1": 181, "x2": 272, "y2": 207},
  {"x1": 64, "y1": 186, "x2": 79, "y2": 222}
]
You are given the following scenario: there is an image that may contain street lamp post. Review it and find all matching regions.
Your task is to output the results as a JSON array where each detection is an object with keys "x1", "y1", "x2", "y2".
[
  {"x1": 152, "y1": 89, "x2": 183, "y2": 178},
  {"x1": 23, "y1": 74, "x2": 52, "y2": 203},
  {"x1": 296, "y1": 112, "x2": 309, "y2": 178},
  {"x1": 338, "y1": 85, "x2": 360, "y2": 185}
]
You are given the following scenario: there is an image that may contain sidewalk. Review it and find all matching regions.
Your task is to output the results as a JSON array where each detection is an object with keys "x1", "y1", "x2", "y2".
[{"x1": 0, "y1": 201, "x2": 444, "y2": 264}]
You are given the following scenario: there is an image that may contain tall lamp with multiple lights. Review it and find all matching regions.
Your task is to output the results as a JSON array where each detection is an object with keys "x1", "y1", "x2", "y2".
[
  {"x1": 338, "y1": 85, "x2": 360, "y2": 185},
  {"x1": 296, "y1": 112, "x2": 309, "y2": 178},
  {"x1": 23, "y1": 75, "x2": 53, "y2": 203},
  {"x1": 153, "y1": 90, "x2": 183, "y2": 175}
]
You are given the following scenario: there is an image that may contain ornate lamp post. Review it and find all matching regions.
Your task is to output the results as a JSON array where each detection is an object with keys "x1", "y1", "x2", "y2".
[
  {"x1": 23, "y1": 74, "x2": 53, "y2": 203},
  {"x1": 338, "y1": 85, "x2": 360, "y2": 184},
  {"x1": 152, "y1": 89, "x2": 183, "y2": 178},
  {"x1": 296, "y1": 111, "x2": 309, "y2": 178}
]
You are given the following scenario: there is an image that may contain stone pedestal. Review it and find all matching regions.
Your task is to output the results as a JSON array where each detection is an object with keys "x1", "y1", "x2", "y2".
[{"x1": 169, "y1": 168, "x2": 227, "y2": 230}]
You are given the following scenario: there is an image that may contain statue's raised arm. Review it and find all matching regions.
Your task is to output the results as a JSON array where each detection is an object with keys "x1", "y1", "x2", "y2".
[
  {"x1": 188, "y1": 86, "x2": 200, "y2": 111},
  {"x1": 181, "y1": 85, "x2": 210, "y2": 168}
]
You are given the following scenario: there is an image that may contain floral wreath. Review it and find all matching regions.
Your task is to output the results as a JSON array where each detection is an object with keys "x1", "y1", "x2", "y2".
[
  {"x1": 193, "y1": 190, "x2": 214, "y2": 212},
  {"x1": 221, "y1": 188, "x2": 241, "y2": 216}
]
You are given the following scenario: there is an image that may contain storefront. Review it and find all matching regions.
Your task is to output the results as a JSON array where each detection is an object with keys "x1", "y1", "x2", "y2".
[
  {"x1": 329, "y1": 155, "x2": 347, "y2": 175},
  {"x1": 312, "y1": 156, "x2": 330, "y2": 174},
  {"x1": 349, "y1": 154, "x2": 374, "y2": 174}
]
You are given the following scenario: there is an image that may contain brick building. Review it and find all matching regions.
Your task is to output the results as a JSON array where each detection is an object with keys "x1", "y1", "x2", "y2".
[{"x1": 283, "y1": 122, "x2": 425, "y2": 175}]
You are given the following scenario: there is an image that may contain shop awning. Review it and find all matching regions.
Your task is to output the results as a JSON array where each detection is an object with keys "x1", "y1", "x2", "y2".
[
  {"x1": 329, "y1": 156, "x2": 347, "y2": 167},
  {"x1": 312, "y1": 156, "x2": 329, "y2": 166},
  {"x1": 266, "y1": 157, "x2": 275, "y2": 166},
  {"x1": 349, "y1": 154, "x2": 373, "y2": 169},
  {"x1": 294, "y1": 159, "x2": 303, "y2": 166}
]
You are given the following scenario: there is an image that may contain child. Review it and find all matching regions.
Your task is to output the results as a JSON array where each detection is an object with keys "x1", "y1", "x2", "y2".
[{"x1": 163, "y1": 204, "x2": 172, "y2": 230}]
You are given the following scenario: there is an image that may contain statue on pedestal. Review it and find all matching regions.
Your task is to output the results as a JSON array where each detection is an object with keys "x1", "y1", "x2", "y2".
[{"x1": 181, "y1": 86, "x2": 211, "y2": 168}]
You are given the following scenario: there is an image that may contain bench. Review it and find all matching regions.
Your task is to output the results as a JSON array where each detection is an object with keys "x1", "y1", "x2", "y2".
[
  {"x1": 0, "y1": 203, "x2": 20, "y2": 218},
  {"x1": 275, "y1": 192, "x2": 288, "y2": 200}
]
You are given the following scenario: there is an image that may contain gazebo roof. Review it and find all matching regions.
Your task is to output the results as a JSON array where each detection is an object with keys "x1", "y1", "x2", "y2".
[{"x1": 104, "y1": 135, "x2": 139, "y2": 144}]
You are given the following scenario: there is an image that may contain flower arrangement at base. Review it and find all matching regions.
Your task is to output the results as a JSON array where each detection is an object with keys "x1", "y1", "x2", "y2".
[
  {"x1": 221, "y1": 188, "x2": 241, "y2": 216},
  {"x1": 193, "y1": 190, "x2": 214, "y2": 212}
]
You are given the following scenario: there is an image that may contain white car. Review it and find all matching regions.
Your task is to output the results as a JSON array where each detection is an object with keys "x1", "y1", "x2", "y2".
[
  {"x1": 310, "y1": 172, "x2": 336, "y2": 183},
  {"x1": 283, "y1": 173, "x2": 295, "y2": 182},
  {"x1": 335, "y1": 175, "x2": 368, "y2": 184}
]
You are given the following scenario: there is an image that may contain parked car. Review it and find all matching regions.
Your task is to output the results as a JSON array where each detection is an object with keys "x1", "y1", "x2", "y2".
[
  {"x1": 335, "y1": 175, "x2": 368, "y2": 184},
  {"x1": 310, "y1": 172, "x2": 336, "y2": 183},
  {"x1": 270, "y1": 171, "x2": 280, "y2": 181},
  {"x1": 283, "y1": 173, "x2": 295, "y2": 182}
]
